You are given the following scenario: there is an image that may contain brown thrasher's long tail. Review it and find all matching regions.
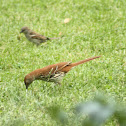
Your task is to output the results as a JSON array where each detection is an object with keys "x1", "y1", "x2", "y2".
[{"x1": 71, "y1": 56, "x2": 101, "y2": 67}]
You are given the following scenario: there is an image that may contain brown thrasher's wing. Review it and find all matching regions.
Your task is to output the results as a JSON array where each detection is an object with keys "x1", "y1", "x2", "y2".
[
  {"x1": 36, "y1": 62, "x2": 71, "y2": 83},
  {"x1": 28, "y1": 62, "x2": 72, "y2": 79}
]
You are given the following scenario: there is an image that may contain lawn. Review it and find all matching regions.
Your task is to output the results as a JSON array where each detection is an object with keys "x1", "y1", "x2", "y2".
[{"x1": 0, "y1": 0, "x2": 126, "y2": 125}]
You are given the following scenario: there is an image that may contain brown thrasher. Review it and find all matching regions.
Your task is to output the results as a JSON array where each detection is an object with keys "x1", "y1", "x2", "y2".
[
  {"x1": 24, "y1": 56, "x2": 101, "y2": 89},
  {"x1": 20, "y1": 27, "x2": 60, "y2": 46}
]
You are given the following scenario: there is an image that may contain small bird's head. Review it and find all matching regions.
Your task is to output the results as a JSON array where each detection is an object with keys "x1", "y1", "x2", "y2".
[
  {"x1": 24, "y1": 74, "x2": 34, "y2": 89},
  {"x1": 20, "y1": 27, "x2": 30, "y2": 34}
]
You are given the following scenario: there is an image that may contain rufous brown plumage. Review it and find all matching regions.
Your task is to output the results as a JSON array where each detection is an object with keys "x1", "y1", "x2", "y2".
[{"x1": 24, "y1": 56, "x2": 101, "y2": 89}]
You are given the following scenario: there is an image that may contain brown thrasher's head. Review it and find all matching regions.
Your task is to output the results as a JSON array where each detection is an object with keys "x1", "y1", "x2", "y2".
[
  {"x1": 24, "y1": 74, "x2": 35, "y2": 89},
  {"x1": 20, "y1": 26, "x2": 30, "y2": 34}
]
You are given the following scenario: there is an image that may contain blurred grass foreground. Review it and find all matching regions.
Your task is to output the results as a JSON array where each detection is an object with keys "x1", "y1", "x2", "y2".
[{"x1": 47, "y1": 94, "x2": 126, "y2": 126}]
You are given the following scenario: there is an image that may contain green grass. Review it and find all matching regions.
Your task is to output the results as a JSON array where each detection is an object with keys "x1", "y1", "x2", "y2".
[{"x1": 0, "y1": 0, "x2": 126, "y2": 125}]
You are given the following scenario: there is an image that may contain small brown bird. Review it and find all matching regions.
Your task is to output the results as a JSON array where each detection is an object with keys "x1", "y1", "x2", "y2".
[
  {"x1": 24, "y1": 56, "x2": 101, "y2": 89},
  {"x1": 20, "y1": 27, "x2": 59, "y2": 46}
]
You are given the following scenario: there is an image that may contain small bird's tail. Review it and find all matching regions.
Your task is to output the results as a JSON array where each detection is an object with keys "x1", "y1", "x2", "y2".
[
  {"x1": 71, "y1": 56, "x2": 101, "y2": 67},
  {"x1": 49, "y1": 37, "x2": 60, "y2": 40}
]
